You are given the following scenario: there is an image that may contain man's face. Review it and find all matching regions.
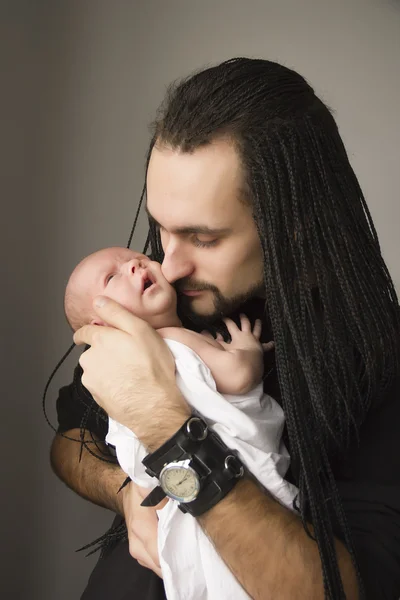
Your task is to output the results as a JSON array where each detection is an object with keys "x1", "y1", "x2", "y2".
[{"x1": 146, "y1": 138, "x2": 265, "y2": 326}]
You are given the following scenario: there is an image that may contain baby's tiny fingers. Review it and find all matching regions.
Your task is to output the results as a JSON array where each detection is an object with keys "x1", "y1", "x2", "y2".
[
  {"x1": 239, "y1": 314, "x2": 251, "y2": 332},
  {"x1": 262, "y1": 341, "x2": 275, "y2": 352},
  {"x1": 223, "y1": 318, "x2": 239, "y2": 336},
  {"x1": 252, "y1": 319, "x2": 262, "y2": 339}
]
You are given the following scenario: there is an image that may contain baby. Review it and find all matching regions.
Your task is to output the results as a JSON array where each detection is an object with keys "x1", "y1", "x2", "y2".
[{"x1": 65, "y1": 246, "x2": 297, "y2": 600}]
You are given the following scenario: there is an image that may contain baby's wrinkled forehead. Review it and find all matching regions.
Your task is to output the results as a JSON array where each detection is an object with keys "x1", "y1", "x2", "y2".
[
  {"x1": 80, "y1": 247, "x2": 146, "y2": 275},
  {"x1": 92, "y1": 247, "x2": 146, "y2": 265},
  {"x1": 71, "y1": 247, "x2": 147, "y2": 295}
]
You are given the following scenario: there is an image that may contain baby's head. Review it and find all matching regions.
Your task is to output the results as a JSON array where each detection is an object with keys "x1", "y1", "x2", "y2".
[{"x1": 65, "y1": 247, "x2": 178, "y2": 331}]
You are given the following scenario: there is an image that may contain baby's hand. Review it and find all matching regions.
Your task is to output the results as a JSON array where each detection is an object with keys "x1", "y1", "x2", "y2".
[
  {"x1": 200, "y1": 315, "x2": 274, "y2": 395},
  {"x1": 205, "y1": 314, "x2": 274, "y2": 354}
]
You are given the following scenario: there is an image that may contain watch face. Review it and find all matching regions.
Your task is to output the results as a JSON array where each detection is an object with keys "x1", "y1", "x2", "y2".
[{"x1": 160, "y1": 464, "x2": 200, "y2": 503}]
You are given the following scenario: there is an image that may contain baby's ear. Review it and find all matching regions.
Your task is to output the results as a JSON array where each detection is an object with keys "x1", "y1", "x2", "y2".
[{"x1": 90, "y1": 318, "x2": 107, "y2": 327}]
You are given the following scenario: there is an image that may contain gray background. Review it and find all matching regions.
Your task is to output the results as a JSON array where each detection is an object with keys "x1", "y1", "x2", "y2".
[{"x1": 2, "y1": 1, "x2": 399, "y2": 598}]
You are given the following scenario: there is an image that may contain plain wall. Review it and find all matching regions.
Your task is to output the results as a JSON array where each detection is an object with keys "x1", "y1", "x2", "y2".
[{"x1": 2, "y1": 1, "x2": 399, "y2": 598}]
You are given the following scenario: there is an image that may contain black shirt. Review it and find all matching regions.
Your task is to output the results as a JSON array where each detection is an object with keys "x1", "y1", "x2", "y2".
[{"x1": 55, "y1": 299, "x2": 400, "y2": 599}]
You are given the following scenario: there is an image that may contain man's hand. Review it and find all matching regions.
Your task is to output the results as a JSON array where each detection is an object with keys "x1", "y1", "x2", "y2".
[
  {"x1": 121, "y1": 481, "x2": 168, "y2": 579},
  {"x1": 73, "y1": 296, "x2": 191, "y2": 450}
]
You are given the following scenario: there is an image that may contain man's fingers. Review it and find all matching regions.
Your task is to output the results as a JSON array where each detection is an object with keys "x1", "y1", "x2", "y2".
[
  {"x1": 129, "y1": 537, "x2": 162, "y2": 577},
  {"x1": 140, "y1": 562, "x2": 163, "y2": 579},
  {"x1": 73, "y1": 297, "x2": 148, "y2": 347},
  {"x1": 129, "y1": 508, "x2": 162, "y2": 573},
  {"x1": 73, "y1": 324, "x2": 102, "y2": 347},
  {"x1": 133, "y1": 485, "x2": 166, "y2": 567},
  {"x1": 93, "y1": 296, "x2": 146, "y2": 335},
  {"x1": 133, "y1": 514, "x2": 161, "y2": 571},
  {"x1": 123, "y1": 483, "x2": 163, "y2": 578}
]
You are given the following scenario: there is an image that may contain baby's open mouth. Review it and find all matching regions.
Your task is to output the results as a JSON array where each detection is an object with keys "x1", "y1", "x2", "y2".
[{"x1": 142, "y1": 270, "x2": 156, "y2": 293}]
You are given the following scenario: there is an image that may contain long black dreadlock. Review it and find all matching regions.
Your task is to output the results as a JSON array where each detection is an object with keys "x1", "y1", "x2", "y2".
[{"x1": 143, "y1": 57, "x2": 400, "y2": 598}]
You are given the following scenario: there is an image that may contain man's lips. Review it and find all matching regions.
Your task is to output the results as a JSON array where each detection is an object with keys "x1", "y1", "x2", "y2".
[{"x1": 181, "y1": 289, "x2": 205, "y2": 296}]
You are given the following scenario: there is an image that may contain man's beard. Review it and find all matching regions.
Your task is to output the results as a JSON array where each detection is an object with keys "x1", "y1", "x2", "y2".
[{"x1": 175, "y1": 278, "x2": 265, "y2": 330}]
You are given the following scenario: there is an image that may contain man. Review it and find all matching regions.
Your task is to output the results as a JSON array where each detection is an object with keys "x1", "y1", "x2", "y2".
[{"x1": 51, "y1": 58, "x2": 400, "y2": 599}]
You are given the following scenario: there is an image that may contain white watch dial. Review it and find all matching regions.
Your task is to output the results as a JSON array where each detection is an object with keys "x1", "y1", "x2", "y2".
[{"x1": 160, "y1": 464, "x2": 200, "y2": 502}]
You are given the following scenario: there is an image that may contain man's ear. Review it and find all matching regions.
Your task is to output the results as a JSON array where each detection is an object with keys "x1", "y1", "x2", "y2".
[{"x1": 90, "y1": 318, "x2": 107, "y2": 327}]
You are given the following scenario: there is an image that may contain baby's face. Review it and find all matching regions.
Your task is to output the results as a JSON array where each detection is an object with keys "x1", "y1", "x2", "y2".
[{"x1": 69, "y1": 247, "x2": 177, "y2": 328}]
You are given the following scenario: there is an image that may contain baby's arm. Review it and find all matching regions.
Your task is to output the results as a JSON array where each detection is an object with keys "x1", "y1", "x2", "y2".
[{"x1": 158, "y1": 315, "x2": 273, "y2": 395}]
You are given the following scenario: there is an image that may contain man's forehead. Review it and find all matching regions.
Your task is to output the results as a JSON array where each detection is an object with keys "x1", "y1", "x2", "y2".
[
  {"x1": 145, "y1": 146, "x2": 253, "y2": 238},
  {"x1": 147, "y1": 141, "x2": 244, "y2": 208},
  {"x1": 145, "y1": 202, "x2": 233, "y2": 235}
]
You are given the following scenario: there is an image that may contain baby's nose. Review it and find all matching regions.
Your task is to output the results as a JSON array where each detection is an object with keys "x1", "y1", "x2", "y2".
[
  {"x1": 126, "y1": 259, "x2": 137, "y2": 274},
  {"x1": 127, "y1": 258, "x2": 146, "y2": 274}
]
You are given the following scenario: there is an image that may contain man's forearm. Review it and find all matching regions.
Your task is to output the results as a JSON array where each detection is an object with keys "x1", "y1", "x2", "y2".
[
  {"x1": 50, "y1": 429, "x2": 126, "y2": 515},
  {"x1": 199, "y1": 477, "x2": 359, "y2": 600},
  {"x1": 142, "y1": 412, "x2": 359, "y2": 598}
]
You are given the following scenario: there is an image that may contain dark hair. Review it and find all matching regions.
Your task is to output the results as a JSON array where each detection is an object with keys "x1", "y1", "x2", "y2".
[{"x1": 144, "y1": 57, "x2": 400, "y2": 598}]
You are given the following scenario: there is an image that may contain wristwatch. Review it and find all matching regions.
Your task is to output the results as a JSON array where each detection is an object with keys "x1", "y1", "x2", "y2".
[
  {"x1": 141, "y1": 416, "x2": 245, "y2": 516},
  {"x1": 159, "y1": 458, "x2": 201, "y2": 502}
]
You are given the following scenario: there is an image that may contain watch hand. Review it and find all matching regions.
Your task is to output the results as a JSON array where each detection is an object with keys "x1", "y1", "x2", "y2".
[{"x1": 177, "y1": 473, "x2": 190, "y2": 486}]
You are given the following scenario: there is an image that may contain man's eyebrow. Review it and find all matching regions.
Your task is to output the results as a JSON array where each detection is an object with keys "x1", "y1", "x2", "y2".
[{"x1": 145, "y1": 206, "x2": 232, "y2": 236}]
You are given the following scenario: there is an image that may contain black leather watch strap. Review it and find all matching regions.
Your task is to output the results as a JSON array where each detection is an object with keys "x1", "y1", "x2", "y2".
[
  {"x1": 141, "y1": 415, "x2": 245, "y2": 517},
  {"x1": 179, "y1": 430, "x2": 244, "y2": 516},
  {"x1": 142, "y1": 416, "x2": 209, "y2": 478},
  {"x1": 140, "y1": 485, "x2": 167, "y2": 507}
]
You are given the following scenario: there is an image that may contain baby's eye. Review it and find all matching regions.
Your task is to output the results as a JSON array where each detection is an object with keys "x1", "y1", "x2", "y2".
[{"x1": 106, "y1": 274, "x2": 115, "y2": 285}]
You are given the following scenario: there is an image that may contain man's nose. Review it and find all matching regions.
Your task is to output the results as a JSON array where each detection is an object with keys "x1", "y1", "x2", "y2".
[{"x1": 161, "y1": 251, "x2": 194, "y2": 284}]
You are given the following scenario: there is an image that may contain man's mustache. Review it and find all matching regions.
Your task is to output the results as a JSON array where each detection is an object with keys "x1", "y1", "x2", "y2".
[{"x1": 174, "y1": 279, "x2": 219, "y2": 294}]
